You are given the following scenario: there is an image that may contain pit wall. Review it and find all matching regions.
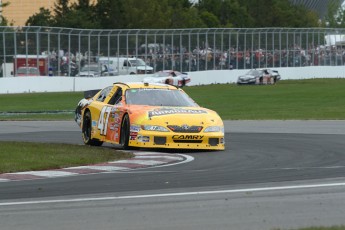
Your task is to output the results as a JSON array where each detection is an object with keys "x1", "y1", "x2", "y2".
[{"x1": 1, "y1": 66, "x2": 344, "y2": 94}]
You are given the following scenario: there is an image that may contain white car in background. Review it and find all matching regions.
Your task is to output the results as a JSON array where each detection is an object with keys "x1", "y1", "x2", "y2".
[{"x1": 143, "y1": 70, "x2": 191, "y2": 87}]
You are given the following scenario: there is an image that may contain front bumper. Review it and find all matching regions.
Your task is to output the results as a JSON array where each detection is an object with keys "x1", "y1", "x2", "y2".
[{"x1": 128, "y1": 131, "x2": 225, "y2": 150}]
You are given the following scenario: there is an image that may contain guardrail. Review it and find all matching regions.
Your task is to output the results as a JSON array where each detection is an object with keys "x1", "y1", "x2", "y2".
[{"x1": 1, "y1": 66, "x2": 344, "y2": 94}]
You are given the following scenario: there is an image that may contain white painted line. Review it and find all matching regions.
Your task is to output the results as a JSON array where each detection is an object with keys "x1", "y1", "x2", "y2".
[
  {"x1": 0, "y1": 178, "x2": 10, "y2": 182},
  {"x1": 11, "y1": 171, "x2": 78, "y2": 178},
  {"x1": 2, "y1": 181, "x2": 345, "y2": 207},
  {"x1": 117, "y1": 160, "x2": 166, "y2": 165},
  {"x1": 149, "y1": 154, "x2": 194, "y2": 168},
  {"x1": 69, "y1": 166, "x2": 129, "y2": 171},
  {"x1": 134, "y1": 155, "x2": 184, "y2": 161},
  {"x1": 133, "y1": 152, "x2": 165, "y2": 156}
]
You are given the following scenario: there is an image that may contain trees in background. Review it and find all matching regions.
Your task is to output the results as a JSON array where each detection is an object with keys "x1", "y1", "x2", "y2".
[
  {"x1": 24, "y1": 0, "x2": 338, "y2": 29},
  {"x1": 0, "y1": 1, "x2": 11, "y2": 26}
]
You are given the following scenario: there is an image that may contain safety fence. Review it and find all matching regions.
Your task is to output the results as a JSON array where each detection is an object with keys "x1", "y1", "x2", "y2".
[{"x1": 1, "y1": 27, "x2": 345, "y2": 76}]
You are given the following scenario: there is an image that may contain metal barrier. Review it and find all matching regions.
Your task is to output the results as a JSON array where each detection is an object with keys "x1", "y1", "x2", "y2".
[{"x1": 1, "y1": 26, "x2": 345, "y2": 76}]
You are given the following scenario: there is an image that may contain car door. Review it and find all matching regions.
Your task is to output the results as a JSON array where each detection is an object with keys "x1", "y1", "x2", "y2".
[{"x1": 99, "y1": 86, "x2": 124, "y2": 143}]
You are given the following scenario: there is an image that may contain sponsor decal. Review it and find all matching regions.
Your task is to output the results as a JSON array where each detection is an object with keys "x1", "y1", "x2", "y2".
[
  {"x1": 137, "y1": 135, "x2": 150, "y2": 143},
  {"x1": 172, "y1": 135, "x2": 204, "y2": 140},
  {"x1": 130, "y1": 131, "x2": 138, "y2": 140},
  {"x1": 111, "y1": 107, "x2": 119, "y2": 112},
  {"x1": 92, "y1": 120, "x2": 97, "y2": 127},
  {"x1": 130, "y1": 125, "x2": 141, "y2": 132},
  {"x1": 148, "y1": 108, "x2": 207, "y2": 118},
  {"x1": 110, "y1": 122, "x2": 116, "y2": 130}
]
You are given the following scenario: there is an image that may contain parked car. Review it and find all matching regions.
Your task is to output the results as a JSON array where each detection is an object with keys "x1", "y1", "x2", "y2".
[
  {"x1": 78, "y1": 64, "x2": 118, "y2": 77},
  {"x1": 143, "y1": 70, "x2": 191, "y2": 87},
  {"x1": 15, "y1": 67, "x2": 41, "y2": 76},
  {"x1": 75, "y1": 82, "x2": 224, "y2": 150},
  {"x1": 237, "y1": 69, "x2": 281, "y2": 85}
]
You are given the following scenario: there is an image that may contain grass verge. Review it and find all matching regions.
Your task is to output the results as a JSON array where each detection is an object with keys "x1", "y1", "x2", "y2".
[
  {"x1": 1, "y1": 79, "x2": 345, "y2": 120},
  {"x1": 0, "y1": 141, "x2": 133, "y2": 174},
  {"x1": 184, "y1": 78, "x2": 345, "y2": 120}
]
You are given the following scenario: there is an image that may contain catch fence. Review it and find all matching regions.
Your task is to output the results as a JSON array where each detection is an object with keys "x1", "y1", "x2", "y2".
[{"x1": 1, "y1": 26, "x2": 345, "y2": 76}]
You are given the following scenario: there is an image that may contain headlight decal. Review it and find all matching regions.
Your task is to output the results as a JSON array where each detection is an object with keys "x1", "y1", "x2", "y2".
[
  {"x1": 204, "y1": 126, "x2": 223, "y2": 132},
  {"x1": 141, "y1": 125, "x2": 169, "y2": 132}
]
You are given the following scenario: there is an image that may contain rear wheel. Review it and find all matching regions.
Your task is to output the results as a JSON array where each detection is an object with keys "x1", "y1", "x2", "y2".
[
  {"x1": 82, "y1": 111, "x2": 103, "y2": 146},
  {"x1": 120, "y1": 114, "x2": 130, "y2": 149}
]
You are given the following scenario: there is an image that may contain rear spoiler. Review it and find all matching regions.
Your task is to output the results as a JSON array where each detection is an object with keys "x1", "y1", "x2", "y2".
[{"x1": 84, "y1": 89, "x2": 101, "y2": 99}]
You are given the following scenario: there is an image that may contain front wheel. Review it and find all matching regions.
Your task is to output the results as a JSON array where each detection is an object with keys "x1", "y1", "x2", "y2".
[
  {"x1": 82, "y1": 111, "x2": 103, "y2": 146},
  {"x1": 120, "y1": 114, "x2": 130, "y2": 149}
]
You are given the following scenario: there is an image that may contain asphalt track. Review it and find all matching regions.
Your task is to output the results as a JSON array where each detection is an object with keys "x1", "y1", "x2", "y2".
[{"x1": 1, "y1": 120, "x2": 345, "y2": 230}]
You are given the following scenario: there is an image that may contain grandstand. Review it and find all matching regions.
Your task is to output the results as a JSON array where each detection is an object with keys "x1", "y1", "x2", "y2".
[{"x1": 289, "y1": 0, "x2": 345, "y2": 17}]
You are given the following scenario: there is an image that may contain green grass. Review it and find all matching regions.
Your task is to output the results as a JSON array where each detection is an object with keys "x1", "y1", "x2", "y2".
[
  {"x1": 1, "y1": 78, "x2": 345, "y2": 120},
  {"x1": 0, "y1": 141, "x2": 133, "y2": 174},
  {"x1": 0, "y1": 91, "x2": 83, "y2": 120},
  {"x1": 183, "y1": 79, "x2": 345, "y2": 120}
]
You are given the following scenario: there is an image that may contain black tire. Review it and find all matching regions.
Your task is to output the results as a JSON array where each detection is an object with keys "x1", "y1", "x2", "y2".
[
  {"x1": 259, "y1": 77, "x2": 263, "y2": 84},
  {"x1": 82, "y1": 111, "x2": 103, "y2": 146},
  {"x1": 120, "y1": 114, "x2": 130, "y2": 150}
]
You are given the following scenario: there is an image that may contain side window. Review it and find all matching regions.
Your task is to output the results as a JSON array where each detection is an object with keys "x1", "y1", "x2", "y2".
[
  {"x1": 123, "y1": 60, "x2": 128, "y2": 67},
  {"x1": 96, "y1": 86, "x2": 112, "y2": 102},
  {"x1": 108, "y1": 88, "x2": 123, "y2": 105}
]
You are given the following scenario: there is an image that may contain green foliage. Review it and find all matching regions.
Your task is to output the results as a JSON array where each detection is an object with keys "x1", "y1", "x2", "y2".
[
  {"x1": 24, "y1": 0, "x2": 331, "y2": 29},
  {"x1": 323, "y1": 0, "x2": 345, "y2": 28},
  {"x1": 0, "y1": 1, "x2": 10, "y2": 26},
  {"x1": 26, "y1": 8, "x2": 54, "y2": 26}
]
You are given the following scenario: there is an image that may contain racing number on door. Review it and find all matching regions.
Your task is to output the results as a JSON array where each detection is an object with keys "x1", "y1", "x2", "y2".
[{"x1": 98, "y1": 106, "x2": 112, "y2": 135}]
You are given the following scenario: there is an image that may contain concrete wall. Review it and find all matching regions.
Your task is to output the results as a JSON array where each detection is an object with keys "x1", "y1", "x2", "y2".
[{"x1": 1, "y1": 66, "x2": 344, "y2": 94}]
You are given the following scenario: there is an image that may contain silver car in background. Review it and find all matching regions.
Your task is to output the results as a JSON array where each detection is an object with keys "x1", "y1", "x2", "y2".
[{"x1": 237, "y1": 69, "x2": 281, "y2": 85}]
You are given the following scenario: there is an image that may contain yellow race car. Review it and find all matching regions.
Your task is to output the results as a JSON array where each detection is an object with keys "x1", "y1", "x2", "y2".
[{"x1": 75, "y1": 82, "x2": 224, "y2": 150}]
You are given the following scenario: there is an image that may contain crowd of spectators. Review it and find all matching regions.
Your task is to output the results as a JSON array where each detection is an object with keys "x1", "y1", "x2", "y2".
[
  {"x1": 39, "y1": 43, "x2": 345, "y2": 76},
  {"x1": 138, "y1": 44, "x2": 345, "y2": 72}
]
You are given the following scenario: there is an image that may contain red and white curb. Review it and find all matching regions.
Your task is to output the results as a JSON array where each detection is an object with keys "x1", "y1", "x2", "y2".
[{"x1": 0, "y1": 152, "x2": 194, "y2": 182}]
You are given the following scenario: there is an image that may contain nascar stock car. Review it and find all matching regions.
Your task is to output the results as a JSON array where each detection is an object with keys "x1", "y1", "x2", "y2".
[
  {"x1": 142, "y1": 70, "x2": 191, "y2": 87},
  {"x1": 75, "y1": 82, "x2": 224, "y2": 150},
  {"x1": 237, "y1": 68, "x2": 281, "y2": 85}
]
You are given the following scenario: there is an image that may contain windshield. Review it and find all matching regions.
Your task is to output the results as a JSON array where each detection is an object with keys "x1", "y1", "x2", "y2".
[
  {"x1": 129, "y1": 59, "x2": 146, "y2": 66},
  {"x1": 125, "y1": 88, "x2": 198, "y2": 107},
  {"x1": 246, "y1": 70, "x2": 259, "y2": 75}
]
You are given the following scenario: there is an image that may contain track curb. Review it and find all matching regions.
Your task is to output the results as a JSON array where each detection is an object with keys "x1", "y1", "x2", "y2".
[{"x1": 0, "y1": 151, "x2": 192, "y2": 183}]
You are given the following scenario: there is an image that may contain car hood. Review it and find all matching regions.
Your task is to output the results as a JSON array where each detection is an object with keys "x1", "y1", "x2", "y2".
[{"x1": 128, "y1": 106, "x2": 223, "y2": 127}]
